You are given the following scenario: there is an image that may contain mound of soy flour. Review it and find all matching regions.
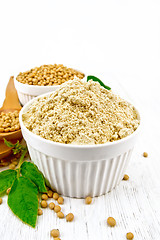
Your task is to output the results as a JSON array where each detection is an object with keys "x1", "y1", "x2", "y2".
[{"x1": 22, "y1": 79, "x2": 140, "y2": 145}]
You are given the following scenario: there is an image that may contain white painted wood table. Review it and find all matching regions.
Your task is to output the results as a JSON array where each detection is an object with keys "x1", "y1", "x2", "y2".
[{"x1": 0, "y1": 73, "x2": 160, "y2": 240}]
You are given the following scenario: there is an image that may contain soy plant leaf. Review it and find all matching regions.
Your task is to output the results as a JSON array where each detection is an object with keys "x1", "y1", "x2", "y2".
[
  {"x1": 3, "y1": 138, "x2": 15, "y2": 148},
  {"x1": 8, "y1": 176, "x2": 38, "y2": 228},
  {"x1": 4, "y1": 138, "x2": 27, "y2": 155},
  {"x1": 87, "y1": 75, "x2": 111, "y2": 90},
  {"x1": 44, "y1": 177, "x2": 51, "y2": 189},
  {"x1": 20, "y1": 162, "x2": 47, "y2": 193},
  {"x1": 0, "y1": 170, "x2": 17, "y2": 195},
  {"x1": 13, "y1": 141, "x2": 27, "y2": 155}
]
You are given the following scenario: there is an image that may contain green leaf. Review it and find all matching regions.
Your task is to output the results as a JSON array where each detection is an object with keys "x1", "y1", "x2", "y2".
[
  {"x1": 87, "y1": 75, "x2": 111, "y2": 90},
  {"x1": 44, "y1": 177, "x2": 51, "y2": 189},
  {"x1": 13, "y1": 141, "x2": 27, "y2": 155},
  {"x1": 8, "y1": 176, "x2": 38, "y2": 228},
  {"x1": 3, "y1": 138, "x2": 15, "y2": 148},
  {"x1": 20, "y1": 162, "x2": 47, "y2": 193},
  {"x1": 4, "y1": 138, "x2": 27, "y2": 155},
  {"x1": 0, "y1": 170, "x2": 17, "y2": 195}
]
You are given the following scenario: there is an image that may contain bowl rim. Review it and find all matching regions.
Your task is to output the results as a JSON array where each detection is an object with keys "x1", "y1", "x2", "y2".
[
  {"x1": 14, "y1": 77, "x2": 61, "y2": 89},
  {"x1": 14, "y1": 77, "x2": 61, "y2": 96},
  {"x1": 14, "y1": 68, "x2": 86, "y2": 89},
  {"x1": 14, "y1": 74, "x2": 86, "y2": 96},
  {"x1": 19, "y1": 91, "x2": 141, "y2": 149}
]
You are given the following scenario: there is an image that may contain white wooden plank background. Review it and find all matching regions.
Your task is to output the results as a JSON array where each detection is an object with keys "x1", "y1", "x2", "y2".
[{"x1": 0, "y1": 73, "x2": 160, "y2": 240}]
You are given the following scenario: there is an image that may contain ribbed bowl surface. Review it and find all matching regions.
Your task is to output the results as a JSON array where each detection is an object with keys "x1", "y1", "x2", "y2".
[
  {"x1": 27, "y1": 143, "x2": 133, "y2": 198},
  {"x1": 19, "y1": 91, "x2": 140, "y2": 198},
  {"x1": 17, "y1": 92, "x2": 35, "y2": 106}
]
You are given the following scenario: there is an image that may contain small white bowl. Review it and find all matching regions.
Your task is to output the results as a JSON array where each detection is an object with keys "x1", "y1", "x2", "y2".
[
  {"x1": 14, "y1": 69, "x2": 86, "y2": 106},
  {"x1": 14, "y1": 78, "x2": 60, "y2": 106},
  {"x1": 19, "y1": 92, "x2": 141, "y2": 198}
]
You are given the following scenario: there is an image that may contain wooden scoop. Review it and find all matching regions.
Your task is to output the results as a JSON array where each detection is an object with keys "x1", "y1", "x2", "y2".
[{"x1": 0, "y1": 76, "x2": 22, "y2": 160}]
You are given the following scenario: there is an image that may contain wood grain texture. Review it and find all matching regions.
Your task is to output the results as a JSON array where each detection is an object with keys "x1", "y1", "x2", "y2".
[{"x1": 0, "y1": 74, "x2": 160, "y2": 240}]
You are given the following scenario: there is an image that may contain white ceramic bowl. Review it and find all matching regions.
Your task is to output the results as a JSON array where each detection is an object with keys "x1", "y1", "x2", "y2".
[
  {"x1": 14, "y1": 69, "x2": 86, "y2": 106},
  {"x1": 14, "y1": 78, "x2": 60, "y2": 106},
  {"x1": 19, "y1": 92, "x2": 141, "y2": 198}
]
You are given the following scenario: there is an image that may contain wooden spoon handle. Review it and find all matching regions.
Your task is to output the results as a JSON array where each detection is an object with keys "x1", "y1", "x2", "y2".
[{"x1": 1, "y1": 76, "x2": 21, "y2": 110}]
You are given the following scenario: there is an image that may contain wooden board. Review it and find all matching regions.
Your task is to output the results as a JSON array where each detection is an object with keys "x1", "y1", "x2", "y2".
[{"x1": 0, "y1": 74, "x2": 160, "y2": 240}]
